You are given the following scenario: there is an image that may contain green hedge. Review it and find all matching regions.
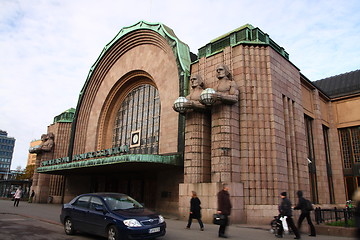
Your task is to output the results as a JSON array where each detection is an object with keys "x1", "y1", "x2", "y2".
[{"x1": 325, "y1": 219, "x2": 356, "y2": 227}]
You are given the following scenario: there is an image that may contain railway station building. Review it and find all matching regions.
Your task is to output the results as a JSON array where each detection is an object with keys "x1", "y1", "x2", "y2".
[{"x1": 30, "y1": 21, "x2": 360, "y2": 224}]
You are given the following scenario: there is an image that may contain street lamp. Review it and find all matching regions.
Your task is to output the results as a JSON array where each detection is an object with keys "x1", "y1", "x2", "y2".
[
  {"x1": 200, "y1": 88, "x2": 216, "y2": 106},
  {"x1": 173, "y1": 97, "x2": 189, "y2": 114}
]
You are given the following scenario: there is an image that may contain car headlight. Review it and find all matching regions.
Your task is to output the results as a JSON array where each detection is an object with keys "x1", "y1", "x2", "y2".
[
  {"x1": 159, "y1": 215, "x2": 165, "y2": 223},
  {"x1": 123, "y1": 219, "x2": 142, "y2": 227}
]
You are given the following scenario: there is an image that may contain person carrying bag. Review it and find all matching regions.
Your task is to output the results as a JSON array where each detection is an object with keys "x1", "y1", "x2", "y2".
[
  {"x1": 217, "y1": 183, "x2": 232, "y2": 238},
  {"x1": 213, "y1": 213, "x2": 226, "y2": 226},
  {"x1": 276, "y1": 192, "x2": 300, "y2": 239},
  {"x1": 294, "y1": 190, "x2": 316, "y2": 237}
]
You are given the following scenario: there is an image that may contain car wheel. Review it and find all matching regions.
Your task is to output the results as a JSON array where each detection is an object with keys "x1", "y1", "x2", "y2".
[
  {"x1": 64, "y1": 217, "x2": 76, "y2": 235},
  {"x1": 107, "y1": 225, "x2": 120, "y2": 240}
]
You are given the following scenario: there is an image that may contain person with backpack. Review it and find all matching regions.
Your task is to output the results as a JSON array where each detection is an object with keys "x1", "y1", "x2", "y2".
[{"x1": 294, "y1": 190, "x2": 316, "y2": 237}]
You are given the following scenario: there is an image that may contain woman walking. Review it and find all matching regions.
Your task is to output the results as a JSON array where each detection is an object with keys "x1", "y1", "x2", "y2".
[
  {"x1": 13, "y1": 187, "x2": 22, "y2": 207},
  {"x1": 186, "y1": 191, "x2": 204, "y2": 231}
]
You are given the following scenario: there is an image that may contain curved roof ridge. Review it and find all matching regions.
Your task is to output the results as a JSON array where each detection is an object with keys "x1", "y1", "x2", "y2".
[
  {"x1": 83, "y1": 20, "x2": 190, "y2": 95},
  {"x1": 67, "y1": 21, "x2": 191, "y2": 161}
]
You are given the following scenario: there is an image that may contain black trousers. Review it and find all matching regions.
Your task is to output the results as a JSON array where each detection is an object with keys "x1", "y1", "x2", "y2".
[
  {"x1": 218, "y1": 214, "x2": 229, "y2": 236},
  {"x1": 187, "y1": 215, "x2": 204, "y2": 229},
  {"x1": 298, "y1": 211, "x2": 316, "y2": 236},
  {"x1": 277, "y1": 216, "x2": 300, "y2": 238},
  {"x1": 14, "y1": 198, "x2": 20, "y2": 207}
]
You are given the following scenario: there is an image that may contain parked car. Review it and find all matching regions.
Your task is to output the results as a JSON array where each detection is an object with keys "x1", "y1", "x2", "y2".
[{"x1": 60, "y1": 192, "x2": 166, "y2": 240}]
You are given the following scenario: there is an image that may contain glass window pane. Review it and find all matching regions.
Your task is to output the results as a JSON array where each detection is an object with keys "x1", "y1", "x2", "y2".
[{"x1": 113, "y1": 84, "x2": 160, "y2": 154}]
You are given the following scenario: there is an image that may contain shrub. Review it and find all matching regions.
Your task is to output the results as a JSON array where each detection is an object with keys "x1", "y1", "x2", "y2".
[{"x1": 325, "y1": 219, "x2": 355, "y2": 227}]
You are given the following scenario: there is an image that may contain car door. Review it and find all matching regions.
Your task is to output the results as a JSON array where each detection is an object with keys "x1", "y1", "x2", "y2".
[
  {"x1": 85, "y1": 196, "x2": 109, "y2": 236},
  {"x1": 71, "y1": 196, "x2": 91, "y2": 232}
]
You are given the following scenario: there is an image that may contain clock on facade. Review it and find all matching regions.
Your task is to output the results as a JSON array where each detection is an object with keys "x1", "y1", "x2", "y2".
[{"x1": 130, "y1": 130, "x2": 141, "y2": 147}]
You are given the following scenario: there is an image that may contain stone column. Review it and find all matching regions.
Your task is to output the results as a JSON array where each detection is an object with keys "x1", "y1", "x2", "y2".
[
  {"x1": 33, "y1": 150, "x2": 53, "y2": 203},
  {"x1": 31, "y1": 154, "x2": 42, "y2": 187},
  {"x1": 184, "y1": 111, "x2": 211, "y2": 183},
  {"x1": 29, "y1": 133, "x2": 54, "y2": 203},
  {"x1": 211, "y1": 103, "x2": 240, "y2": 183}
]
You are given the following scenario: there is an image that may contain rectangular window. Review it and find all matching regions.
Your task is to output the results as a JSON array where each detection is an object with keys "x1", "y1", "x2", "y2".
[
  {"x1": 323, "y1": 125, "x2": 335, "y2": 203},
  {"x1": 304, "y1": 115, "x2": 318, "y2": 203},
  {"x1": 339, "y1": 128, "x2": 353, "y2": 169},
  {"x1": 352, "y1": 127, "x2": 360, "y2": 163},
  {"x1": 339, "y1": 126, "x2": 360, "y2": 200}
]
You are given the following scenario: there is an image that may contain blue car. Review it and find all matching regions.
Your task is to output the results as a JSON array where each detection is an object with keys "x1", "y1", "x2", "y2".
[{"x1": 60, "y1": 192, "x2": 166, "y2": 240}]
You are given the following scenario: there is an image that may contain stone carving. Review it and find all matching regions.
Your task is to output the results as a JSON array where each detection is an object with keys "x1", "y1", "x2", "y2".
[
  {"x1": 212, "y1": 64, "x2": 239, "y2": 104},
  {"x1": 174, "y1": 65, "x2": 239, "y2": 113},
  {"x1": 173, "y1": 74, "x2": 206, "y2": 113},
  {"x1": 29, "y1": 133, "x2": 55, "y2": 154},
  {"x1": 183, "y1": 74, "x2": 206, "y2": 111}
]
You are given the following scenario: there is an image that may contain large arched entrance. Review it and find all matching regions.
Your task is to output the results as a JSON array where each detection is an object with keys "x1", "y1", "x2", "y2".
[{"x1": 34, "y1": 21, "x2": 191, "y2": 216}]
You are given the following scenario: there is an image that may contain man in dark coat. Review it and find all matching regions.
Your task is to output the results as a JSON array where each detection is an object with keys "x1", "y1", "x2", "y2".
[
  {"x1": 217, "y1": 183, "x2": 232, "y2": 238},
  {"x1": 186, "y1": 191, "x2": 204, "y2": 230},
  {"x1": 277, "y1": 192, "x2": 301, "y2": 239},
  {"x1": 294, "y1": 190, "x2": 316, "y2": 236}
]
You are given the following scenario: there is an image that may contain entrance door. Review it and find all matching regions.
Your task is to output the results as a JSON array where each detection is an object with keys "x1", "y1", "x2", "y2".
[
  {"x1": 104, "y1": 175, "x2": 157, "y2": 209},
  {"x1": 345, "y1": 176, "x2": 356, "y2": 200},
  {"x1": 105, "y1": 177, "x2": 119, "y2": 192},
  {"x1": 143, "y1": 179, "x2": 156, "y2": 209}
]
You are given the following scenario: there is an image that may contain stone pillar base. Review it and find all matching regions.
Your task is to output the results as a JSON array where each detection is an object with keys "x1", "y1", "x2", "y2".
[
  {"x1": 32, "y1": 185, "x2": 50, "y2": 203},
  {"x1": 245, "y1": 204, "x2": 279, "y2": 225},
  {"x1": 51, "y1": 196, "x2": 62, "y2": 204},
  {"x1": 179, "y1": 182, "x2": 245, "y2": 223}
]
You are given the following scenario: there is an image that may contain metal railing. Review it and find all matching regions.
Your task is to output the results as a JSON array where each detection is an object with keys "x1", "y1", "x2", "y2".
[{"x1": 314, "y1": 207, "x2": 355, "y2": 227}]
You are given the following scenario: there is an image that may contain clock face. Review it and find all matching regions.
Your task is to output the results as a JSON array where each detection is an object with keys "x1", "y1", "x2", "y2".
[
  {"x1": 130, "y1": 130, "x2": 141, "y2": 148},
  {"x1": 132, "y1": 133, "x2": 139, "y2": 144}
]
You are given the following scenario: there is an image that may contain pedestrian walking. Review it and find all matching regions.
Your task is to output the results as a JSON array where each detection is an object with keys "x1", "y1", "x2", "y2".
[
  {"x1": 276, "y1": 192, "x2": 301, "y2": 239},
  {"x1": 217, "y1": 183, "x2": 232, "y2": 238},
  {"x1": 13, "y1": 187, "x2": 22, "y2": 207},
  {"x1": 186, "y1": 191, "x2": 204, "y2": 231},
  {"x1": 28, "y1": 190, "x2": 35, "y2": 203},
  {"x1": 294, "y1": 190, "x2": 316, "y2": 237}
]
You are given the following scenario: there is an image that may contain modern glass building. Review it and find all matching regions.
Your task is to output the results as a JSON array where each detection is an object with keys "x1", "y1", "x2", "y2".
[{"x1": 0, "y1": 130, "x2": 15, "y2": 179}]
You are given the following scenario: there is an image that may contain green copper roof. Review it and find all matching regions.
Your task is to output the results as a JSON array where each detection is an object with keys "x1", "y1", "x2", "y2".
[
  {"x1": 83, "y1": 20, "x2": 191, "y2": 95},
  {"x1": 37, "y1": 154, "x2": 182, "y2": 173},
  {"x1": 198, "y1": 24, "x2": 289, "y2": 59},
  {"x1": 53, "y1": 108, "x2": 75, "y2": 123},
  {"x1": 67, "y1": 21, "x2": 191, "y2": 162},
  {"x1": 210, "y1": 24, "x2": 256, "y2": 43}
]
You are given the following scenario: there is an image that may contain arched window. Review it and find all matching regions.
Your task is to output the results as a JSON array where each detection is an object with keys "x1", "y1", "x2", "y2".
[{"x1": 113, "y1": 84, "x2": 160, "y2": 154}]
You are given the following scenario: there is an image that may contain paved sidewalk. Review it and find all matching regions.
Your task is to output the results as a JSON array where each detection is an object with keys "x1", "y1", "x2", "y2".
[{"x1": 0, "y1": 199, "x2": 354, "y2": 240}]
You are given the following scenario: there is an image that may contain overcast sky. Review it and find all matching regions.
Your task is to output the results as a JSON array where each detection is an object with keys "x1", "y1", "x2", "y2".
[{"x1": 1, "y1": 0, "x2": 359, "y2": 169}]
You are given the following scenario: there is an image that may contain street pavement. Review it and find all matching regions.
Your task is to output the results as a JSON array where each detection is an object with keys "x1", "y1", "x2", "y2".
[{"x1": 0, "y1": 199, "x2": 354, "y2": 240}]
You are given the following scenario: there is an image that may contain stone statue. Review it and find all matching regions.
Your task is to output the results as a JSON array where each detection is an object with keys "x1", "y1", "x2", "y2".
[
  {"x1": 29, "y1": 133, "x2": 55, "y2": 154},
  {"x1": 41, "y1": 133, "x2": 54, "y2": 152},
  {"x1": 183, "y1": 74, "x2": 207, "y2": 111},
  {"x1": 213, "y1": 64, "x2": 239, "y2": 104}
]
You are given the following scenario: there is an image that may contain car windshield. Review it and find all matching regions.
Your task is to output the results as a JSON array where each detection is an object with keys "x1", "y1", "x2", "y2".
[{"x1": 103, "y1": 195, "x2": 144, "y2": 211}]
